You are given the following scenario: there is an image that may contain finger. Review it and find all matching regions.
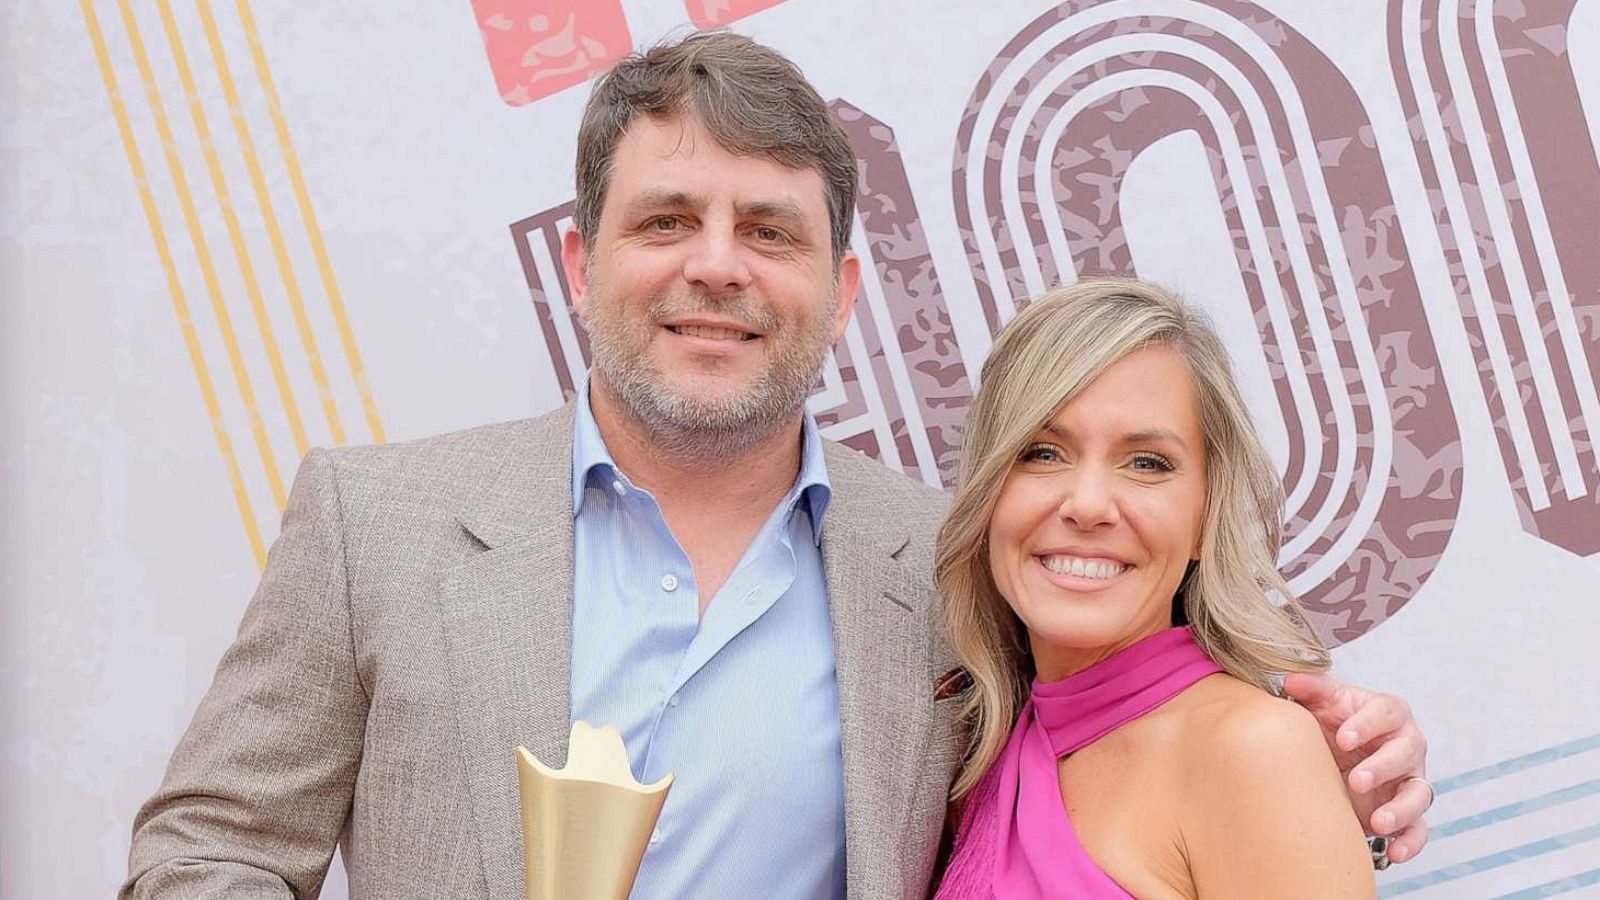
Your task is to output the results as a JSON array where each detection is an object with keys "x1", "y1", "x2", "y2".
[
  {"x1": 1384, "y1": 818, "x2": 1430, "y2": 865},
  {"x1": 1280, "y1": 672, "x2": 1346, "y2": 715},
  {"x1": 1369, "y1": 776, "x2": 1435, "y2": 837},
  {"x1": 1348, "y1": 730, "x2": 1426, "y2": 795},
  {"x1": 1336, "y1": 693, "x2": 1413, "y2": 754}
]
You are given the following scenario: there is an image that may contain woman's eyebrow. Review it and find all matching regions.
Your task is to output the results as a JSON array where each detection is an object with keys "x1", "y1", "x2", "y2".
[
  {"x1": 1041, "y1": 422, "x2": 1189, "y2": 449},
  {"x1": 1125, "y1": 428, "x2": 1188, "y2": 448}
]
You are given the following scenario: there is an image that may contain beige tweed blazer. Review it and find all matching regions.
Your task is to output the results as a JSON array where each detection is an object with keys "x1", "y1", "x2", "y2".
[{"x1": 123, "y1": 405, "x2": 966, "y2": 900}]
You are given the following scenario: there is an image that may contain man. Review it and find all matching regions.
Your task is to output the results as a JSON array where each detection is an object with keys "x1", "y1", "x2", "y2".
[{"x1": 124, "y1": 32, "x2": 1431, "y2": 899}]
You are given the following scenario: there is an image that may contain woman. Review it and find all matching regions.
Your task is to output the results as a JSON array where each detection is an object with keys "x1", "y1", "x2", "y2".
[{"x1": 934, "y1": 278, "x2": 1375, "y2": 898}]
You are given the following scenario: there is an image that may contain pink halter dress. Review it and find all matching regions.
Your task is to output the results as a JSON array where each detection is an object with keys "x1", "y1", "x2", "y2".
[{"x1": 934, "y1": 626, "x2": 1223, "y2": 899}]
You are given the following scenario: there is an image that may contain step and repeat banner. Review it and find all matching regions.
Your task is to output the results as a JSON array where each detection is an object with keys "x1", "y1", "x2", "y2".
[{"x1": 3, "y1": 1, "x2": 1597, "y2": 896}]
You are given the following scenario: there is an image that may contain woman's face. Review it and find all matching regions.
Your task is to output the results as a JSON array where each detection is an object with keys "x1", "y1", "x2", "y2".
[{"x1": 987, "y1": 345, "x2": 1209, "y2": 681}]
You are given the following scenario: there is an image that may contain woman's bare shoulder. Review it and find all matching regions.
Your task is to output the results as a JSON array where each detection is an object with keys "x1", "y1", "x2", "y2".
[
  {"x1": 1173, "y1": 673, "x2": 1328, "y2": 765},
  {"x1": 1168, "y1": 674, "x2": 1376, "y2": 898}
]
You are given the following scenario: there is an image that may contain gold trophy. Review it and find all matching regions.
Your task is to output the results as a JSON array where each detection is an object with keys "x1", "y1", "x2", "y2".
[{"x1": 516, "y1": 722, "x2": 674, "y2": 900}]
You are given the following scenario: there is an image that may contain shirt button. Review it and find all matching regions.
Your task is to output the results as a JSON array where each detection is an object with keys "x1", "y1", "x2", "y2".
[
  {"x1": 649, "y1": 829, "x2": 661, "y2": 845},
  {"x1": 611, "y1": 479, "x2": 626, "y2": 496},
  {"x1": 660, "y1": 574, "x2": 678, "y2": 592},
  {"x1": 668, "y1": 693, "x2": 680, "y2": 707}
]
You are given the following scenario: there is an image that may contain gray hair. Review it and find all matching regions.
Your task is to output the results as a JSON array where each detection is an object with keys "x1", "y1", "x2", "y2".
[{"x1": 574, "y1": 31, "x2": 857, "y2": 263}]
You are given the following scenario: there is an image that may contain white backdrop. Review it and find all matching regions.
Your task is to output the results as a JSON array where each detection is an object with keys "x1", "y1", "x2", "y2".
[{"x1": 3, "y1": 1, "x2": 1598, "y2": 897}]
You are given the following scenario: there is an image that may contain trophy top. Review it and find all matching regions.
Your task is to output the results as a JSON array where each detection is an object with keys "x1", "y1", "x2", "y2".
[{"x1": 516, "y1": 722, "x2": 673, "y2": 795}]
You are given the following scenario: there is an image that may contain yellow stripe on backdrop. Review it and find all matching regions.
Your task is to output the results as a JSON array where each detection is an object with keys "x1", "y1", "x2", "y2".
[
  {"x1": 235, "y1": 0, "x2": 387, "y2": 445},
  {"x1": 116, "y1": 0, "x2": 290, "y2": 513},
  {"x1": 80, "y1": 0, "x2": 388, "y2": 570},
  {"x1": 80, "y1": 0, "x2": 269, "y2": 567},
  {"x1": 194, "y1": 0, "x2": 348, "y2": 447},
  {"x1": 155, "y1": 0, "x2": 312, "y2": 462}
]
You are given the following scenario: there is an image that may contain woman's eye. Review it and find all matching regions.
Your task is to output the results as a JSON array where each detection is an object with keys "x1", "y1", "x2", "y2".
[
  {"x1": 1018, "y1": 443, "x2": 1063, "y2": 463},
  {"x1": 1130, "y1": 453, "x2": 1176, "y2": 473}
]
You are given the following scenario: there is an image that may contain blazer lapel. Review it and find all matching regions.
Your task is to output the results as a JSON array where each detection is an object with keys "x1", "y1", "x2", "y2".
[
  {"x1": 437, "y1": 407, "x2": 576, "y2": 900},
  {"x1": 822, "y1": 445, "x2": 933, "y2": 900}
]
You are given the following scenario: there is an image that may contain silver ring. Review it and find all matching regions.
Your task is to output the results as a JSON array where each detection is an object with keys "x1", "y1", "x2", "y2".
[{"x1": 1402, "y1": 775, "x2": 1435, "y2": 812}]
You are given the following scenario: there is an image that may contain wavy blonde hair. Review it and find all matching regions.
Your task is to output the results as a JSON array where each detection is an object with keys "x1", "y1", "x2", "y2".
[{"x1": 937, "y1": 278, "x2": 1331, "y2": 799}]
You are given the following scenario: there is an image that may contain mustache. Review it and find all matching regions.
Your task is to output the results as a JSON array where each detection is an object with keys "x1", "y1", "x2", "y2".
[{"x1": 645, "y1": 293, "x2": 780, "y2": 333}]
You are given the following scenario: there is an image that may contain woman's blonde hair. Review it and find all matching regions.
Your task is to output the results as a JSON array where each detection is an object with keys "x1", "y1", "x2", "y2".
[{"x1": 937, "y1": 277, "x2": 1330, "y2": 799}]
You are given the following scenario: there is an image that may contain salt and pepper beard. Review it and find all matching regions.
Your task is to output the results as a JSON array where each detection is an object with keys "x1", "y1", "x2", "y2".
[{"x1": 582, "y1": 279, "x2": 839, "y2": 465}]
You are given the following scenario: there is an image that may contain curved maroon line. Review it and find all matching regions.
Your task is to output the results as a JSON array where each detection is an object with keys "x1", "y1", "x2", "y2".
[
  {"x1": 1193, "y1": 0, "x2": 1460, "y2": 637},
  {"x1": 804, "y1": 216, "x2": 920, "y2": 480},
  {"x1": 1484, "y1": 0, "x2": 1600, "y2": 555},
  {"x1": 957, "y1": 16, "x2": 1340, "y2": 528},
  {"x1": 812, "y1": 310, "x2": 914, "y2": 466},
  {"x1": 851, "y1": 303, "x2": 926, "y2": 482},
  {"x1": 1413, "y1": 0, "x2": 1566, "y2": 511},
  {"x1": 1389, "y1": 1, "x2": 1523, "y2": 517},
  {"x1": 813, "y1": 336, "x2": 873, "y2": 424},
  {"x1": 818, "y1": 335, "x2": 895, "y2": 469},
  {"x1": 1041, "y1": 82, "x2": 1362, "y2": 577},
  {"x1": 1006, "y1": 41, "x2": 1357, "y2": 538},
  {"x1": 833, "y1": 100, "x2": 972, "y2": 486},
  {"x1": 970, "y1": 25, "x2": 1357, "y2": 595},
  {"x1": 1398, "y1": 0, "x2": 1599, "y2": 556},
  {"x1": 952, "y1": 7, "x2": 1079, "y2": 336},
  {"x1": 1043, "y1": 81, "x2": 1338, "y2": 534},
  {"x1": 957, "y1": 0, "x2": 1461, "y2": 643},
  {"x1": 1460, "y1": 0, "x2": 1596, "y2": 529}
]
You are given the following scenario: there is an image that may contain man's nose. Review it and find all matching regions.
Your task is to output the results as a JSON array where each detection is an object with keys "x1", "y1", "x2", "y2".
[{"x1": 682, "y1": 226, "x2": 752, "y2": 294}]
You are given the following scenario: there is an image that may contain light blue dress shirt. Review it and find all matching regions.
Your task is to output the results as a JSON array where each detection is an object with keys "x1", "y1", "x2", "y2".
[{"x1": 569, "y1": 379, "x2": 846, "y2": 899}]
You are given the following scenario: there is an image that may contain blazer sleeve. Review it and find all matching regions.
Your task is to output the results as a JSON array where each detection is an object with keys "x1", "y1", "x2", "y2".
[{"x1": 122, "y1": 448, "x2": 368, "y2": 899}]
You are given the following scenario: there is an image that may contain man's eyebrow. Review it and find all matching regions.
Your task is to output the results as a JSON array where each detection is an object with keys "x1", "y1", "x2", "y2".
[
  {"x1": 623, "y1": 189, "x2": 699, "y2": 216},
  {"x1": 737, "y1": 199, "x2": 810, "y2": 227},
  {"x1": 1041, "y1": 422, "x2": 1189, "y2": 449}
]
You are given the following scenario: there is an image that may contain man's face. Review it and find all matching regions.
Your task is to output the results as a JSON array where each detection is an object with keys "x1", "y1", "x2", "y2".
[{"x1": 563, "y1": 113, "x2": 860, "y2": 442}]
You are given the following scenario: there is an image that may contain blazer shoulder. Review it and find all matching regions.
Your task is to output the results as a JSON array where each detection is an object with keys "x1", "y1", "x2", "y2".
[
  {"x1": 314, "y1": 406, "x2": 571, "y2": 490},
  {"x1": 820, "y1": 439, "x2": 950, "y2": 523},
  {"x1": 288, "y1": 405, "x2": 574, "y2": 544}
]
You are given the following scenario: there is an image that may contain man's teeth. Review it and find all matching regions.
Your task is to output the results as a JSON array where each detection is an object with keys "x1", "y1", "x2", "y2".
[
  {"x1": 1040, "y1": 555, "x2": 1127, "y2": 580},
  {"x1": 670, "y1": 324, "x2": 755, "y2": 341}
]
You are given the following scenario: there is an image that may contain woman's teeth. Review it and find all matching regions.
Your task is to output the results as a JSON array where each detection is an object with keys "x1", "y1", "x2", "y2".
[{"x1": 1039, "y1": 555, "x2": 1127, "y2": 580}]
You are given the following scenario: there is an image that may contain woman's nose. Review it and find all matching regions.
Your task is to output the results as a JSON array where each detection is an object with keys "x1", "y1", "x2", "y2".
[{"x1": 1054, "y1": 469, "x2": 1118, "y2": 530}]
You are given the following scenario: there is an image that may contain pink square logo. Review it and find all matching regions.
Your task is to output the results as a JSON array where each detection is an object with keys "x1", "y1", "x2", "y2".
[
  {"x1": 472, "y1": 1, "x2": 633, "y2": 107},
  {"x1": 685, "y1": 0, "x2": 792, "y2": 28}
]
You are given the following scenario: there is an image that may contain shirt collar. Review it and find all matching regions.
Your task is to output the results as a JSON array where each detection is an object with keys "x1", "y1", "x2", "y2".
[
  {"x1": 571, "y1": 373, "x2": 621, "y2": 513},
  {"x1": 570, "y1": 374, "x2": 833, "y2": 546},
  {"x1": 791, "y1": 411, "x2": 833, "y2": 546}
]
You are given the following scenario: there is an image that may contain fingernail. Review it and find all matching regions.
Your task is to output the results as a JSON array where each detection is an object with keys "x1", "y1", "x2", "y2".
[
  {"x1": 1341, "y1": 728, "x2": 1360, "y2": 749},
  {"x1": 1354, "y1": 770, "x2": 1374, "y2": 791},
  {"x1": 1374, "y1": 811, "x2": 1395, "y2": 834},
  {"x1": 1389, "y1": 843, "x2": 1408, "y2": 863}
]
